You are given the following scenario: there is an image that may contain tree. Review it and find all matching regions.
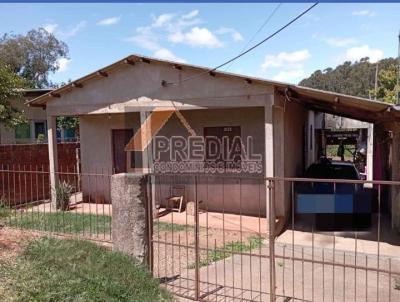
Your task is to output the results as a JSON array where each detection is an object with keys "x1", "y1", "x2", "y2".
[
  {"x1": 370, "y1": 64, "x2": 399, "y2": 103},
  {"x1": 0, "y1": 28, "x2": 69, "y2": 88},
  {"x1": 0, "y1": 62, "x2": 26, "y2": 128},
  {"x1": 299, "y1": 57, "x2": 398, "y2": 102}
]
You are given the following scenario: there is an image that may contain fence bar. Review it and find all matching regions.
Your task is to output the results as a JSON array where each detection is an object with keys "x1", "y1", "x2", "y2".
[{"x1": 268, "y1": 179, "x2": 276, "y2": 302}]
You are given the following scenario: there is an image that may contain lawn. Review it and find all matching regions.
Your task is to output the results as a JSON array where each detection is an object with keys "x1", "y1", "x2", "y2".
[
  {"x1": 1, "y1": 208, "x2": 189, "y2": 239},
  {"x1": 7, "y1": 212, "x2": 112, "y2": 236},
  {"x1": 0, "y1": 237, "x2": 173, "y2": 302}
]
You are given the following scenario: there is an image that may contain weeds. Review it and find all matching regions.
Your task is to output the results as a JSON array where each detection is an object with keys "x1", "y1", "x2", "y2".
[{"x1": 189, "y1": 235, "x2": 264, "y2": 268}]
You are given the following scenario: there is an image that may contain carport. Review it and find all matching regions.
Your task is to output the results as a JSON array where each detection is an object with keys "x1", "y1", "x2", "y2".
[{"x1": 276, "y1": 85, "x2": 400, "y2": 229}]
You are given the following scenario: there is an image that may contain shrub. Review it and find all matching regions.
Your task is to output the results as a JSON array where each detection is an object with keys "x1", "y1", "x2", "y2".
[
  {"x1": 55, "y1": 181, "x2": 73, "y2": 211},
  {"x1": 36, "y1": 133, "x2": 45, "y2": 143}
]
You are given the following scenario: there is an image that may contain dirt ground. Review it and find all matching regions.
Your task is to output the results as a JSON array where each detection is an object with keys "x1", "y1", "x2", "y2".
[{"x1": 0, "y1": 226, "x2": 43, "y2": 261}]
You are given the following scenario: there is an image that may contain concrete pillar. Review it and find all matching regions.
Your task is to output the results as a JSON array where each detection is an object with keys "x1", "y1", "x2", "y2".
[
  {"x1": 111, "y1": 173, "x2": 150, "y2": 265},
  {"x1": 391, "y1": 127, "x2": 400, "y2": 230},
  {"x1": 47, "y1": 115, "x2": 58, "y2": 204}
]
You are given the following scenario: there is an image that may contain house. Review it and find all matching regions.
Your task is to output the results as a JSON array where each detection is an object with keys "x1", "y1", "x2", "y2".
[
  {"x1": 0, "y1": 89, "x2": 78, "y2": 144},
  {"x1": 0, "y1": 89, "x2": 51, "y2": 144},
  {"x1": 25, "y1": 54, "x2": 400, "y2": 228}
]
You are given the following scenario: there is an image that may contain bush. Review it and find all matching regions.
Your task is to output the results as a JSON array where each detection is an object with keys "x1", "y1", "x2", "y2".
[{"x1": 55, "y1": 181, "x2": 73, "y2": 211}]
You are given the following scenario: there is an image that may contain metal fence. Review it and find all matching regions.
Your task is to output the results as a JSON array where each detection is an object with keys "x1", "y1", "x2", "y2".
[
  {"x1": 2, "y1": 167, "x2": 400, "y2": 301},
  {"x1": 0, "y1": 165, "x2": 112, "y2": 242},
  {"x1": 150, "y1": 174, "x2": 400, "y2": 302}
]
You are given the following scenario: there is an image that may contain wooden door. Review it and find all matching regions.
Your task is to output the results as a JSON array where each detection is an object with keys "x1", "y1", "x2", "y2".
[{"x1": 112, "y1": 129, "x2": 134, "y2": 174}]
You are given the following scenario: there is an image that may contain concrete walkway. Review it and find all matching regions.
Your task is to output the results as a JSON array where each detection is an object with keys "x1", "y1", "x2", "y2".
[{"x1": 166, "y1": 241, "x2": 400, "y2": 302}]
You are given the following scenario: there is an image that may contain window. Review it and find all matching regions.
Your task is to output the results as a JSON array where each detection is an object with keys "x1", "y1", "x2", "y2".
[
  {"x1": 15, "y1": 123, "x2": 30, "y2": 140},
  {"x1": 204, "y1": 126, "x2": 241, "y2": 168},
  {"x1": 34, "y1": 121, "x2": 46, "y2": 139}
]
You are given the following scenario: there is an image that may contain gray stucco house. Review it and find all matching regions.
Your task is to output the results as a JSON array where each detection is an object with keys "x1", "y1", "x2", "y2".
[{"x1": 26, "y1": 54, "x2": 400, "y2": 228}]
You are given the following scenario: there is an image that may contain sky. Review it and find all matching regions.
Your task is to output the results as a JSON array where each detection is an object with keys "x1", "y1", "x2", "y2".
[{"x1": 0, "y1": 3, "x2": 399, "y2": 85}]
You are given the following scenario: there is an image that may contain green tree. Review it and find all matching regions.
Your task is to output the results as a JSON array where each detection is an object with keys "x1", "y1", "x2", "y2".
[
  {"x1": 370, "y1": 64, "x2": 399, "y2": 103},
  {"x1": 0, "y1": 62, "x2": 26, "y2": 128},
  {"x1": 300, "y1": 57, "x2": 398, "y2": 102},
  {"x1": 0, "y1": 28, "x2": 69, "y2": 88}
]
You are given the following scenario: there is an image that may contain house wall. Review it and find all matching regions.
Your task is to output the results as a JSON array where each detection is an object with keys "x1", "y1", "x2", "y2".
[
  {"x1": 154, "y1": 107, "x2": 266, "y2": 216},
  {"x1": 79, "y1": 112, "x2": 141, "y2": 202},
  {"x1": 283, "y1": 98, "x2": 308, "y2": 219},
  {"x1": 79, "y1": 107, "x2": 267, "y2": 215},
  {"x1": 0, "y1": 98, "x2": 47, "y2": 144}
]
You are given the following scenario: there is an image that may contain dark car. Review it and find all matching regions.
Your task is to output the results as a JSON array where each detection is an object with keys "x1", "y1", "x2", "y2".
[{"x1": 296, "y1": 159, "x2": 372, "y2": 231}]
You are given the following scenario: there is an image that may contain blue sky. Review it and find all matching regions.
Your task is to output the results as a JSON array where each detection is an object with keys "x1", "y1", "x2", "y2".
[{"x1": 1, "y1": 3, "x2": 399, "y2": 85}]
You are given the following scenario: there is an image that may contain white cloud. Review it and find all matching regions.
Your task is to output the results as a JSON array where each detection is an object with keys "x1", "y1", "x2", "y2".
[
  {"x1": 97, "y1": 16, "x2": 120, "y2": 26},
  {"x1": 323, "y1": 37, "x2": 357, "y2": 48},
  {"x1": 343, "y1": 45, "x2": 383, "y2": 63},
  {"x1": 182, "y1": 10, "x2": 199, "y2": 20},
  {"x1": 168, "y1": 27, "x2": 223, "y2": 48},
  {"x1": 261, "y1": 49, "x2": 311, "y2": 69},
  {"x1": 153, "y1": 48, "x2": 186, "y2": 63},
  {"x1": 57, "y1": 58, "x2": 71, "y2": 72},
  {"x1": 352, "y1": 10, "x2": 375, "y2": 17},
  {"x1": 272, "y1": 69, "x2": 306, "y2": 83},
  {"x1": 59, "y1": 21, "x2": 87, "y2": 38},
  {"x1": 43, "y1": 23, "x2": 58, "y2": 34},
  {"x1": 216, "y1": 27, "x2": 243, "y2": 42},
  {"x1": 127, "y1": 10, "x2": 240, "y2": 55},
  {"x1": 152, "y1": 13, "x2": 175, "y2": 28},
  {"x1": 260, "y1": 49, "x2": 311, "y2": 84}
]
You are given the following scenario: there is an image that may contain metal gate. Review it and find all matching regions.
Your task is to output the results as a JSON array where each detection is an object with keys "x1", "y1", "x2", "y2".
[{"x1": 149, "y1": 174, "x2": 400, "y2": 302}]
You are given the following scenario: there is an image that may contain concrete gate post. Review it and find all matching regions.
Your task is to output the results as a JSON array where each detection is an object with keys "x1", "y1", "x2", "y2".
[{"x1": 111, "y1": 173, "x2": 150, "y2": 265}]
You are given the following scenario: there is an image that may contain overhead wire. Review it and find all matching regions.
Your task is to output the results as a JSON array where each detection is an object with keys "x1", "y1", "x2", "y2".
[
  {"x1": 223, "y1": 2, "x2": 282, "y2": 72},
  {"x1": 164, "y1": 2, "x2": 319, "y2": 86}
]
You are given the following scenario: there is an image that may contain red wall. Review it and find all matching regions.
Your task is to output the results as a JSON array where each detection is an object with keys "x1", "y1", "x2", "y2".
[{"x1": 0, "y1": 143, "x2": 80, "y2": 205}]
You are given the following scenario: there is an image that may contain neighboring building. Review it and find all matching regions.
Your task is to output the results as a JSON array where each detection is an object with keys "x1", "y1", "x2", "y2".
[
  {"x1": 0, "y1": 89, "x2": 78, "y2": 144},
  {"x1": 314, "y1": 113, "x2": 374, "y2": 178},
  {"x1": 0, "y1": 89, "x2": 51, "y2": 144},
  {"x1": 26, "y1": 54, "x2": 400, "y2": 228}
]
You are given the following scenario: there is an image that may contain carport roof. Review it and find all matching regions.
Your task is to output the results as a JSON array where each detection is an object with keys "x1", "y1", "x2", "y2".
[{"x1": 26, "y1": 54, "x2": 400, "y2": 124}]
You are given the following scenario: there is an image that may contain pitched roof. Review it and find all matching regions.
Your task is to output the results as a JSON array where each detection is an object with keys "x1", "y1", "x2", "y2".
[{"x1": 25, "y1": 54, "x2": 400, "y2": 123}]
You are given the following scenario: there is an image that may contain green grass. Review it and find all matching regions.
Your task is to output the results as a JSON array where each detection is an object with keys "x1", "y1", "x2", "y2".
[
  {"x1": 189, "y1": 235, "x2": 264, "y2": 268},
  {"x1": 0, "y1": 237, "x2": 172, "y2": 302},
  {"x1": 154, "y1": 221, "x2": 193, "y2": 232},
  {"x1": 7, "y1": 212, "x2": 111, "y2": 236}
]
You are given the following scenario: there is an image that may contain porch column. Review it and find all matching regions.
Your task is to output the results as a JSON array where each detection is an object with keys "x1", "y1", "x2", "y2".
[
  {"x1": 391, "y1": 124, "x2": 400, "y2": 230},
  {"x1": 366, "y1": 123, "x2": 374, "y2": 184},
  {"x1": 47, "y1": 115, "x2": 58, "y2": 204},
  {"x1": 140, "y1": 111, "x2": 156, "y2": 216},
  {"x1": 140, "y1": 111, "x2": 153, "y2": 173},
  {"x1": 306, "y1": 110, "x2": 316, "y2": 167}
]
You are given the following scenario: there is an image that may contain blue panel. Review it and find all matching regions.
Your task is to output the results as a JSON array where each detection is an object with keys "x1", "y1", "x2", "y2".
[
  {"x1": 315, "y1": 194, "x2": 335, "y2": 213},
  {"x1": 335, "y1": 194, "x2": 353, "y2": 213},
  {"x1": 297, "y1": 194, "x2": 336, "y2": 213},
  {"x1": 296, "y1": 194, "x2": 316, "y2": 214}
]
